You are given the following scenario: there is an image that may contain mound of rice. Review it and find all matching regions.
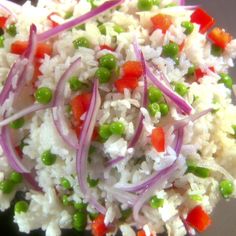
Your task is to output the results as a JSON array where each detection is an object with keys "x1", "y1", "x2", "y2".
[{"x1": 0, "y1": 0, "x2": 236, "y2": 235}]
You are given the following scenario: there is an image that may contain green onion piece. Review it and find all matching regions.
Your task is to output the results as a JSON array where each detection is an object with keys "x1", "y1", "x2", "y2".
[{"x1": 189, "y1": 194, "x2": 203, "y2": 202}]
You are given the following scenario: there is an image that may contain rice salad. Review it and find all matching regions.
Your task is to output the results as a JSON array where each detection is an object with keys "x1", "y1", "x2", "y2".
[{"x1": 0, "y1": 0, "x2": 236, "y2": 235}]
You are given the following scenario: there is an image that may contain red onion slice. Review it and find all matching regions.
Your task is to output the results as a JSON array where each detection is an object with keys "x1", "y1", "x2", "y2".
[
  {"x1": 76, "y1": 79, "x2": 106, "y2": 214},
  {"x1": 52, "y1": 58, "x2": 81, "y2": 149},
  {"x1": 174, "y1": 127, "x2": 184, "y2": 156},
  {"x1": 147, "y1": 68, "x2": 192, "y2": 114},
  {"x1": 0, "y1": 25, "x2": 37, "y2": 174},
  {"x1": 0, "y1": 126, "x2": 29, "y2": 173},
  {"x1": 172, "y1": 108, "x2": 212, "y2": 130},
  {"x1": 114, "y1": 157, "x2": 177, "y2": 193},
  {"x1": 0, "y1": 103, "x2": 51, "y2": 127},
  {"x1": 37, "y1": 0, "x2": 124, "y2": 42},
  {"x1": 133, "y1": 156, "x2": 186, "y2": 223}
]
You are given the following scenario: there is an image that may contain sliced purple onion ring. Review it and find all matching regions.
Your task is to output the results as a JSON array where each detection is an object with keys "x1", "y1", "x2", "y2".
[
  {"x1": 76, "y1": 79, "x2": 106, "y2": 214},
  {"x1": 0, "y1": 103, "x2": 51, "y2": 127},
  {"x1": 52, "y1": 58, "x2": 81, "y2": 149},
  {"x1": 37, "y1": 0, "x2": 124, "y2": 42},
  {"x1": 133, "y1": 156, "x2": 186, "y2": 223},
  {"x1": 0, "y1": 126, "x2": 29, "y2": 173},
  {"x1": 172, "y1": 108, "x2": 212, "y2": 130},
  {"x1": 147, "y1": 68, "x2": 192, "y2": 114},
  {"x1": 114, "y1": 157, "x2": 177, "y2": 193},
  {"x1": 0, "y1": 25, "x2": 37, "y2": 173},
  {"x1": 174, "y1": 127, "x2": 184, "y2": 156}
]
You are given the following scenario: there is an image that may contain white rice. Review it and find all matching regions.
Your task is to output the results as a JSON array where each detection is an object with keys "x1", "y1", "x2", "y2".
[{"x1": 0, "y1": 0, "x2": 236, "y2": 236}]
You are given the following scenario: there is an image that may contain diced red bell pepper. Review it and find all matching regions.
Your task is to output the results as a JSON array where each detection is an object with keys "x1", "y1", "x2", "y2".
[
  {"x1": 190, "y1": 8, "x2": 215, "y2": 34},
  {"x1": 11, "y1": 41, "x2": 52, "y2": 58},
  {"x1": 70, "y1": 93, "x2": 92, "y2": 124},
  {"x1": 0, "y1": 16, "x2": 8, "y2": 28},
  {"x1": 137, "y1": 230, "x2": 146, "y2": 236},
  {"x1": 91, "y1": 214, "x2": 108, "y2": 236},
  {"x1": 151, "y1": 14, "x2": 173, "y2": 33},
  {"x1": 47, "y1": 12, "x2": 61, "y2": 28},
  {"x1": 195, "y1": 67, "x2": 215, "y2": 81},
  {"x1": 208, "y1": 27, "x2": 232, "y2": 49},
  {"x1": 122, "y1": 61, "x2": 143, "y2": 77},
  {"x1": 179, "y1": 40, "x2": 185, "y2": 52},
  {"x1": 114, "y1": 76, "x2": 139, "y2": 93},
  {"x1": 186, "y1": 206, "x2": 212, "y2": 232},
  {"x1": 99, "y1": 44, "x2": 115, "y2": 51},
  {"x1": 151, "y1": 127, "x2": 165, "y2": 152}
]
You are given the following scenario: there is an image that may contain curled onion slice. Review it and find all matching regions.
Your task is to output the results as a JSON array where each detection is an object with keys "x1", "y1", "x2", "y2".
[
  {"x1": 76, "y1": 79, "x2": 106, "y2": 214},
  {"x1": 52, "y1": 57, "x2": 81, "y2": 149},
  {"x1": 133, "y1": 156, "x2": 186, "y2": 223},
  {"x1": 37, "y1": 0, "x2": 124, "y2": 42}
]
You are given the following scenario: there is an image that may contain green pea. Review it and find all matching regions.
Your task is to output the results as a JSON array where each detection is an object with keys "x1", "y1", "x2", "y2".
[
  {"x1": 14, "y1": 201, "x2": 29, "y2": 214},
  {"x1": 219, "y1": 180, "x2": 234, "y2": 199},
  {"x1": 187, "y1": 65, "x2": 195, "y2": 76},
  {"x1": 232, "y1": 125, "x2": 236, "y2": 138},
  {"x1": 9, "y1": 172, "x2": 23, "y2": 184},
  {"x1": 72, "y1": 211, "x2": 87, "y2": 231},
  {"x1": 98, "y1": 24, "x2": 106, "y2": 35},
  {"x1": 61, "y1": 195, "x2": 71, "y2": 206},
  {"x1": 137, "y1": 0, "x2": 153, "y2": 11},
  {"x1": 0, "y1": 180, "x2": 14, "y2": 194},
  {"x1": 149, "y1": 196, "x2": 164, "y2": 208},
  {"x1": 99, "y1": 54, "x2": 117, "y2": 70},
  {"x1": 113, "y1": 24, "x2": 125, "y2": 33},
  {"x1": 166, "y1": 3, "x2": 177, "y2": 7},
  {"x1": 219, "y1": 73, "x2": 233, "y2": 89},
  {"x1": 9, "y1": 117, "x2": 25, "y2": 129},
  {"x1": 181, "y1": 21, "x2": 194, "y2": 35},
  {"x1": 0, "y1": 35, "x2": 4, "y2": 48},
  {"x1": 69, "y1": 76, "x2": 83, "y2": 91},
  {"x1": 64, "y1": 11, "x2": 73, "y2": 19},
  {"x1": 99, "y1": 124, "x2": 112, "y2": 140},
  {"x1": 162, "y1": 42, "x2": 179, "y2": 59},
  {"x1": 74, "y1": 201, "x2": 87, "y2": 211},
  {"x1": 75, "y1": 24, "x2": 85, "y2": 31},
  {"x1": 87, "y1": 176, "x2": 99, "y2": 188},
  {"x1": 189, "y1": 194, "x2": 202, "y2": 202},
  {"x1": 109, "y1": 121, "x2": 125, "y2": 135},
  {"x1": 148, "y1": 86, "x2": 163, "y2": 103},
  {"x1": 211, "y1": 44, "x2": 223, "y2": 57},
  {"x1": 60, "y1": 177, "x2": 71, "y2": 189},
  {"x1": 148, "y1": 103, "x2": 160, "y2": 117},
  {"x1": 174, "y1": 82, "x2": 188, "y2": 97},
  {"x1": 34, "y1": 87, "x2": 53, "y2": 104},
  {"x1": 73, "y1": 37, "x2": 90, "y2": 49},
  {"x1": 6, "y1": 24, "x2": 17, "y2": 37},
  {"x1": 159, "y1": 103, "x2": 169, "y2": 116},
  {"x1": 120, "y1": 208, "x2": 132, "y2": 221},
  {"x1": 152, "y1": 0, "x2": 161, "y2": 5},
  {"x1": 95, "y1": 67, "x2": 111, "y2": 84},
  {"x1": 41, "y1": 150, "x2": 57, "y2": 166}
]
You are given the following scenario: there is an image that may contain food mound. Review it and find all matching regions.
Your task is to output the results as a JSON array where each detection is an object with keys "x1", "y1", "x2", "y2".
[{"x1": 0, "y1": 0, "x2": 236, "y2": 236}]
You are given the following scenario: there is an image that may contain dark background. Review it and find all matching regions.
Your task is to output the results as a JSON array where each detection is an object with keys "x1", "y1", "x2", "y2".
[{"x1": 1, "y1": 0, "x2": 236, "y2": 235}]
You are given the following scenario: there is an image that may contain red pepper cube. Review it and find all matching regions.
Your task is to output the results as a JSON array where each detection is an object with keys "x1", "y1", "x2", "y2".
[
  {"x1": 114, "y1": 76, "x2": 139, "y2": 93},
  {"x1": 0, "y1": 16, "x2": 8, "y2": 28},
  {"x1": 195, "y1": 67, "x2": 214, "y2": 81},
  {"x1": 70, "y1": 93, "x2": 91, "y2": 125},
  {"x1": 151, "y1": 127, "x2": 165, "y2": 152},
  {"x1": 91, "y1": 214, "x2": 108, "y2": 236},
  {"x1": 99, "y1": 44, "x2": 115, "y2": 51},
  {"x1": 151, "y1": 14, "x2": 173, "y2": 33},
  {"x1": 186, "y1": 206, "x2": 212, "y2": 232},
  {"x1": 190, "y1": 8, "x2": 215, "y2": 34},
  {"x1": 208, "y1": 27, "x2": 232, "y2": 49},
  {"x1": 122, "y1": 61, "x2": 143, "y2": 77}
]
